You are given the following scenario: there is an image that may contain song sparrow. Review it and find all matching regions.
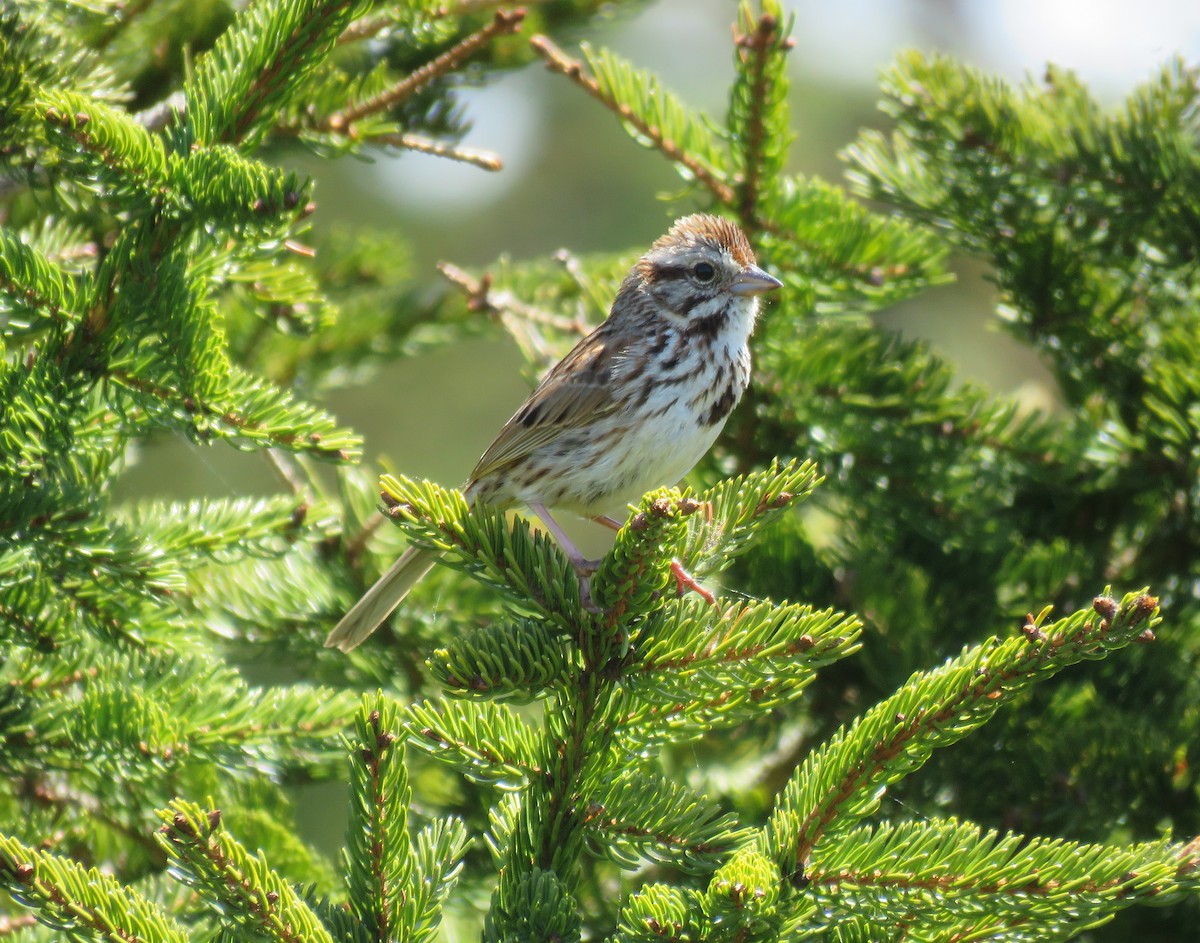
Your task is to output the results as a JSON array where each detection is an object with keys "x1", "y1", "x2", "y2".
[{"x1": 326, "y1": 214, "x2": 781, "y2": 651}]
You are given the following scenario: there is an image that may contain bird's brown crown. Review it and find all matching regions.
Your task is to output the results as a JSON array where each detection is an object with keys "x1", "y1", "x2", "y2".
[{"x1": 652, "y1": 214, "x2": 756, "y2": 268}]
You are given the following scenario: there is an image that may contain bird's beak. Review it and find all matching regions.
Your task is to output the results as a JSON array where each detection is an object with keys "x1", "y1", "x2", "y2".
[{"x1": 731, "y1": 265, "x2": 784, "y2": 296}]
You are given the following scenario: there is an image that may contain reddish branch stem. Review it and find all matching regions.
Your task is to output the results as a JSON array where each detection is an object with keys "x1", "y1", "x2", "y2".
[
  {"x1": 327, "y1": 9, "x2": 525, "y2": 133},
  {"x1": 733, "y1": 12, "x2": 787, "y2": 228},
  {"x1": 529, "y1": 34, "x2": 737, "y2": 206}
]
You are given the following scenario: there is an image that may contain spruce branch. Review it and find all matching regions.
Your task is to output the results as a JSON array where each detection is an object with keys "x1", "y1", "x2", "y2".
[
  {"x1": 0, "y1": 226, "x2": 82, "y2": 335},
  {"x1": 324, "y1": 9, "x2": 525, "y2": 134},
  {"x1": 427, "y1": 617, "x2": 574, "y2": 700},
  {"x1": 730, "y1": 0, "x2": 794, "y2": 228},
  {"x1": 157, "y1": 801, "x2": 334, "y2": 943},
  {"x1": 9, "y1": 771, "x2": 169, "y2": 867},
  {"x1": 39, "y1": 89, "x2": 170, "y2": 200},
  {"x1": 614, "y1": 884, "x2": 706, "y2": 942},
  {"x1": 529, "y1": 35, "x2": 737, "y2": 204},
  {"x1": 402, "y1": 818, "x2": 471, "y2": 943},
  {"x1": 484, "y1": 867, "x2": 581, "y2": 943},
  {"x1": 0, "y1": 832, "x2": 188, "y2": 943},
  {"x1": 760, "y1": 590, "x2": 1161, "y2": 880},
  {"x1": 631, "y1": 597, "x2": 861, "y2": 686},
  {"x1": 344, "y1": 696, "x2": 412, "y2": 943},
  {"x1": 187, "y1": 0, "x2": 370, "y2": 148},
  {"x1": 806, "y1": 819, "x2": 1200, "y2": 931},
  {"x1": 405, "y1": 698, "x2": 544, "y2": 786},
  {"x1": 678, "y1": 458, "x2": 821, "y2": 578},
  {"x1": 580, "y1": 768, "x2": 749, "y2": 873},
  {"x1": 118, "y1": 494, "x2": 328, "y2": 567},
  {"x1": 174, "y1": 145, "x2": 312, "y2": 235},
  {"x1": 374, "y1": 131, "x2": 503, "y2": 170},
  {"x1": 24, "y1": 651, "x2": 355, "y2": 774},
  {"x1": 704, "y1": 847, "x2": 782, "y2": 937},
  {"x1": 109, "y1": 367, "x2": 362, "y2": 460},
  {"x1": 589, "y1": 490, "x2": 696, "y2": 627}
]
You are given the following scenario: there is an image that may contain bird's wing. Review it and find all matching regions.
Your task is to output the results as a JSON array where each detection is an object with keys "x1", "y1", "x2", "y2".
[{"x1": 468, "y1": 328, "x2": 625, "y2": 485}]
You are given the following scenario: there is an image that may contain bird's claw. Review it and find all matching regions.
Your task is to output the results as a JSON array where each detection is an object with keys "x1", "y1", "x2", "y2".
[
  {"x1": 572, "y1": 558, "x2": 602, "y2": 612},
  {"x1": 671, "y1": 560, "x2": 716, "y2": 605}
]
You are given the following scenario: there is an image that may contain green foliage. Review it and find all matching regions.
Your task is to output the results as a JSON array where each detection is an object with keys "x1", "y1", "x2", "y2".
[
  {"x1": 3, "y1": 1, "x2": 1200, "y2": 942},
  {"x1": 184, "y1": 0, "x2": 370, "y2": 150},
  {"x1": 0, "y1": 832, "x2": 188, "y2": 943},
  {"x1": 343, "y1": 696, "x2": 467, "y2": 943}
]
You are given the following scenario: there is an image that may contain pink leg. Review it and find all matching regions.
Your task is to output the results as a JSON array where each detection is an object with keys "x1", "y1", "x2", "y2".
[{"x1": 530, "y1": 503, "x2": 599, "y2": 574}]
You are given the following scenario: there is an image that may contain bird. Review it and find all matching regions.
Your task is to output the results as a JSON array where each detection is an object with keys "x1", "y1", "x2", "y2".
[{"x1": 326, "y1": 213, "x2": 782, "y2": 651}]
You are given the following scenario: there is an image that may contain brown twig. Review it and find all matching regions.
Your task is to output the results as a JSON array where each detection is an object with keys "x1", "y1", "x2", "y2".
[
  {"x1": 336, "y1": 11, "x2": 398, "y2": 45},
  {"x1": 343, "y1": 511, "x2": 388, "y2": 567},
  {"x1": 438, "y1": 261, "x2": 588, "y2": 333},
  {"x1": 337, "y1": 0, "x2": 542, "y2": 45},
  {"x1": 529, "y1": 34, "x2": 737, "y2": 206},
  {"x1": 326, "y1": 9, "x2": 526, "y2": 133},
  {"x1": 374, "y1": 131, "x2": 503, "y2": 171},
  {"x1": 439, "y1": 260, "x2": 591, "y2": 369}
]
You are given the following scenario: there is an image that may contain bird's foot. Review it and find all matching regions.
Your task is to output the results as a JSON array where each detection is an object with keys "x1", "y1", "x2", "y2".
[
  {"x1": 671, "y1": 559, "x2": 716, "y2": 605},
  {"x1": 572, "y1": 559, "x2": 602, "y2": 612}
]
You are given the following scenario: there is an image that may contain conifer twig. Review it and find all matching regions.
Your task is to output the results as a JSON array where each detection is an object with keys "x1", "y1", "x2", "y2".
[
  {"x1": 438, "y1": 262, "x2": 589, "y2": 334},
  {"x1": 158, "y1": 804, "x2": 329, "y2": 943},
  {"x1": 224, "y1": 0, "x2": 362, "y2": 144},
  {"x1": 438, "y1": 260, "x2": 590, "y2": 368},
  {"x1": 325, "y1": 9, "x2": 526, "y2": 133},
  {"x1": 337, "y1": 0, "x2": 545, "y2": 46},
  {"x1": 335, "y1": 12, "x2": 395, "y2": 46},
  {"x1": 733, "y1": 11, "x2": 791, "y2": 227},
  {"x1": 373, "y1": 131, "x2": 503, "y2": 170},
  {"x1": 343, "y1": 511, "x2": 388, "y2": 566},
  {"x1": 777, "y1": 592, "x2": 1159, "y2": 875},
  {"x1": 529, "y1": 34, "x2": 737, "y2": 206},
  {"x1": 108, "y1": 370, "x2": 353, "y2": 460}
]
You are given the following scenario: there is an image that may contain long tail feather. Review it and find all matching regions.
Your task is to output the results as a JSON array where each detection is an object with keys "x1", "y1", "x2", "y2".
[{"x1": 324, "y1": 546, "x2": 437, "y2": 652}]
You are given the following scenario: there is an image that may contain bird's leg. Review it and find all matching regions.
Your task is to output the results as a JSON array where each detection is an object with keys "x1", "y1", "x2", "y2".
[
  {"x1": 530, "y1": 503, "x2": 599, "y2": 572},
  {"x1": 529, "y1": 502, "x2": 600, "y2": 609},
  {"x1": 589, "y1": 515, "x2": 717, "y2": 606}
]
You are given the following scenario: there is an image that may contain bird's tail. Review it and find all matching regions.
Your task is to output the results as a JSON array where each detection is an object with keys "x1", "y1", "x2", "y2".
[{"x1": 324, "y1": 545, "x2": 438, "y2": 652}]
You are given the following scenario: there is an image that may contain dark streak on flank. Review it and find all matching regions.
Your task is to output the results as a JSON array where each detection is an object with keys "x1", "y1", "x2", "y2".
[
  {"x1": 657, "y1": 370, "x2": 691, "y2": 387},
  {"x1": 634, "y1": 378, "x2": 654, "y2": 409},
  {"x1": 646, "y1": 396, "x2": 679, "y2": 419},
  {"x1": 703, "y1": 382, "x2": 739, "y2": 426}
]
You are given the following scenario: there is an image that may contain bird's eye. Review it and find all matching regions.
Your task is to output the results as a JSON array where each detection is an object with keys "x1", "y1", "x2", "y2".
[{"x1": 692, "y1": 261, "x2": 716, "y2": 282}]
